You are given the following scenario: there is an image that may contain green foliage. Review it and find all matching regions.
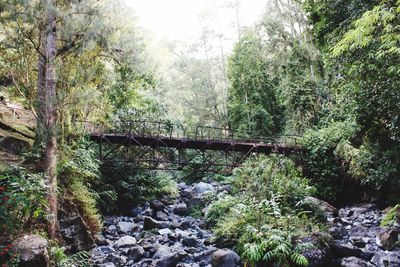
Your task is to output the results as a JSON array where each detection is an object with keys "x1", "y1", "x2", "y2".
[
  {"x1": 208, "y1": 155, "x2": 323, "y2": 266},
  {"x1": 206, "y1": 194, "x2": 239, "y2": 227},
  {"x1": 381, "y1": 205, "x2": 400, "y2": 227},
  {"x1": 301, "y1": 121, "x2": 359, "y2": 201},
  {"x1": 48, "y1": 241, "x2": 91, "y2": 267},
  {"x1": 233, "y1": 155, "x2": 315, "y2": 206},
  {"x1": 0, "y1": 166, "x2": 47, "y2": 235},
  {"x1": 96, "y1": 163, "x2": 177, "y2": 213},
  {"x1": 59, "y1": 139, "x2": 102, "y2": 234},
  {"x1": 227, "y1": 30, "x2": 282, "y2": 137}
]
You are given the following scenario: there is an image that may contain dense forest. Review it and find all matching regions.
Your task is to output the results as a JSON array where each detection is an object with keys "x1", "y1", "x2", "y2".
[{"x1": 0, "y1": 0, "x2": 399, "y2": 266}]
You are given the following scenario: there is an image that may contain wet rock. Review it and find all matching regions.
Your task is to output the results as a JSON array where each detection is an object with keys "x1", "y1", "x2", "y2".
[
  {"x1": 376, "y1": 228, "x2": 399, "y2": 250},
  {"x1": 371, "y1": 251, "x2": 400, "y2": 266},
  {"x1": 211, "y1": 249, "x2": 240, "y2": 267},
  {"x1": 339, "y1": 256, "x2": 375, "y2": 267},
  {"x1": 13, "y1": 235, "x2": 49, "y2": 267},
  {"x1": 114, "y1": 236, "x2": 137, "y2": 248}
]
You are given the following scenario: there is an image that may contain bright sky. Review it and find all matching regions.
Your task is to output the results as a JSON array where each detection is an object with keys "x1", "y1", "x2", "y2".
[{"x1": 123, "y1": 0, "x2": 267, "y2": 43}]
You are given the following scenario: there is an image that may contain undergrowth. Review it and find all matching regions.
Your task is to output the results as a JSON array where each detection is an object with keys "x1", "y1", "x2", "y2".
[{"x1": 206, "y1": 155, "x2": 326, "y2": 266}]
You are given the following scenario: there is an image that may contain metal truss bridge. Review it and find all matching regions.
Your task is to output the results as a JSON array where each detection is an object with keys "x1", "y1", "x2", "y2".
[{"x1": 79, "y1": 120, "x2": 305, "y2": 172}]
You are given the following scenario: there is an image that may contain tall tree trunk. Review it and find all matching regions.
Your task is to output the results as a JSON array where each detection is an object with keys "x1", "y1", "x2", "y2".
[
  {"x1": 35, "y1": 54, "x2": 46, "y2": 143},
  {"x1": 43, "y1": 0, "x2": 59, "y2": 239}
]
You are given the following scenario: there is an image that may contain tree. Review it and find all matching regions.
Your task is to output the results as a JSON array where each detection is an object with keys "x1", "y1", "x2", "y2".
[
  {"x1": 227, "y1": 30, "x2": 281, "y2": 137},
  {"x1": 41, "y1": 0, "x2": 58, "y2": 239}
]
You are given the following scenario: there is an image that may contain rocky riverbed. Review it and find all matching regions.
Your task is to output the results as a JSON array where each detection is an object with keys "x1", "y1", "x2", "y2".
[
  {"x1": 91, "y1": 182, "x2": 240, "y2": 267},
  {"x1": 328, "y1": 203, "x2": 400, "y2": 266},
  {"x1": 90, "y1": 182, "x2": 400, "y2": 267}
]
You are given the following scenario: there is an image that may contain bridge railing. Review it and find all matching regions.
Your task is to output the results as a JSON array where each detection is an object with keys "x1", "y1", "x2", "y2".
[{"x1": 75, "y1": 120, "x2": 301, "y2": 146}]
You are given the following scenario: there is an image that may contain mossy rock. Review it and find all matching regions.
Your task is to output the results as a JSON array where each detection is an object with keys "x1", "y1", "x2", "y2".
[{"x1": 0, "y1": 136, "x2": 31, "y2": 155}]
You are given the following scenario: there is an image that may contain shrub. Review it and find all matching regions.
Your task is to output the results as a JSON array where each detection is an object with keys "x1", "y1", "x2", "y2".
[
  {"x1": 301, "y1": 120, "x2": 358, "y2": 201},
  {"x1": 58, "y1": 139, "x2": 102, "y2": 234},
  {"x1": 233, "y1": 155, "x2": 315, "y2": 207},
  {"x1": 381, "y1": 205, "x2": 400, "y2": 227},
  {"x1": 207, "y1": 155, "x2": 324, "y2": 266},
  {"x1": 0, "y1": 166, "x2": 47, "y2": 235},
  {"x1": 97, "y1": 162, "x2": 177, "y2": 213}
]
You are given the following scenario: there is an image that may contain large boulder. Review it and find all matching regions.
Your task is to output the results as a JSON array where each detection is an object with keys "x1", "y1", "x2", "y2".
[
  {"x1": 211, "y1": 249, "x2": 241, "y2": 267},
  {"x1": 193, "y1": 182, "x2": 215, "y2": 195},
  {"x1": 13, "y1": 235, "x2": 49, "y2": 267},
  {"x1": 304, "y1": 196, "x2": 338, "y2": 215},
  {"x1": 376, "y1": 228, "x2": 399, "y2": 250}
]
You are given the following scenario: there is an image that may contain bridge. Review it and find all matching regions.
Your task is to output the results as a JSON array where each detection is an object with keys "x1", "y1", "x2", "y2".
[
  {"x1": 79, "y1": 120, "x2": 305, "y2": 172},
  {"x1": 0, "y1": 104, "x2": 305, "y2": 172}
]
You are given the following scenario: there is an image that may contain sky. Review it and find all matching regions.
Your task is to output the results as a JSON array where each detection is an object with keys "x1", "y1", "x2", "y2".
[{"x1": 123, "y1": 0, "x2": 267, "y2": 44}]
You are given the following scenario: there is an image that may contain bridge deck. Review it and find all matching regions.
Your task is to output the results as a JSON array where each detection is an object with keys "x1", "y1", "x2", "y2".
[{"x1": 89, "y1": 133, "x2": 304, "y2": 154}]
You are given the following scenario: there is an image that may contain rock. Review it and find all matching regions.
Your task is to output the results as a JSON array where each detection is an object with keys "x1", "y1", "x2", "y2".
[
  {"x1": 13, "y1": 235, "x2": 49, "y2": 267},
  {"x1": 173, "y1": 203, "x2": 188, "y2": 215},
  {"x1": 210, "y1": 249, "x2": 240, "y2": 267},
  {"x1": 371, "y1": 251, "x2": 400, "y2": 266},
  {"x1": 114, "y1": 236, "x2": 137, "y2": 248},
  {"x1": 0, "y1": 136, "x2": 30, "y2": 155},
  {"x1": 127, "y1": 246, "x2": 145, "y2": 261},
  {"x1": 116, "y1": 221, "x2": 135, "y2": 234},
  {"x1": 193, "y1": 182, "x2": 214, "y2": 195},
  {"x1": 181, "y1": 189, "x2": 195, "y2": 199},
  {"x1": 150, "y1": 200, "x2": 166, "y2": 211},
  {"x1": 59, "y1": 206, "x2": 95, "y2": 253},
  {"x1": 339, "y1": 204, "x2": 379, "y2": 219},
  {"x1": 98, "y1": 263, "x2": 116, "y2": 267},
  {"x1": 339, "y1": 256, "x2": 375, "y2": 267},
  {"x1": 143, "y1": 216, "x2": 166, "y2": 230},
  {"x1": 95, "y1": 234, "x2": 111, "y2": 246},
  {"x1": 159, "y1": 228, "x2": 173, "y2": 235},
  {"x1": 155, "y1": 254, "x2": 181, "y2": 267},
  {"x1": 331, "y1": 241, "x2": 362, "y2": 258},
  {"x1": 376, "y1": 228, "x2": 399, "y2": 250},
  {"x1": 104, "y1": 253, "x2": 127, "y2": 266},
  {"x1": 156, "y1": 211, "x2": 169, "y2": 221},
  {"x1": 299, "y1": 236, "x2": 332, "y2": 267},
  {"x1": 154, "y1": 245, "x2": 171, "y2": 259},
  {"x1": 182, "y1": 236, "x2": 199, "y2": 247},
  {"x1": 304, "y1": 196, "x2": 338, "y2": 215}
]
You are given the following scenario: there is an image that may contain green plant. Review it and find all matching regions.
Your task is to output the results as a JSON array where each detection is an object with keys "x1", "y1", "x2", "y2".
[
  {"x1": 0, "y1": 166, "x2": 47, "y2": 235},
  {"x1": 48, "y1": 241, "x2": 91, "y2": 267},
  {"x1": 381, "y1": 205, "x2": 400, "y2": 227},
  {"x1": 58, "y1": 139, "x2": 102, "y2": 234},
  {"x1": 208, "y1": 155, "x2": 324, "y2": 266},
  {"x1": 233, "y1": 155, "x2": 315, "y2": 207},
  {"x1": 96, "y1": 163, "x2": 178, "y2": 213}
]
